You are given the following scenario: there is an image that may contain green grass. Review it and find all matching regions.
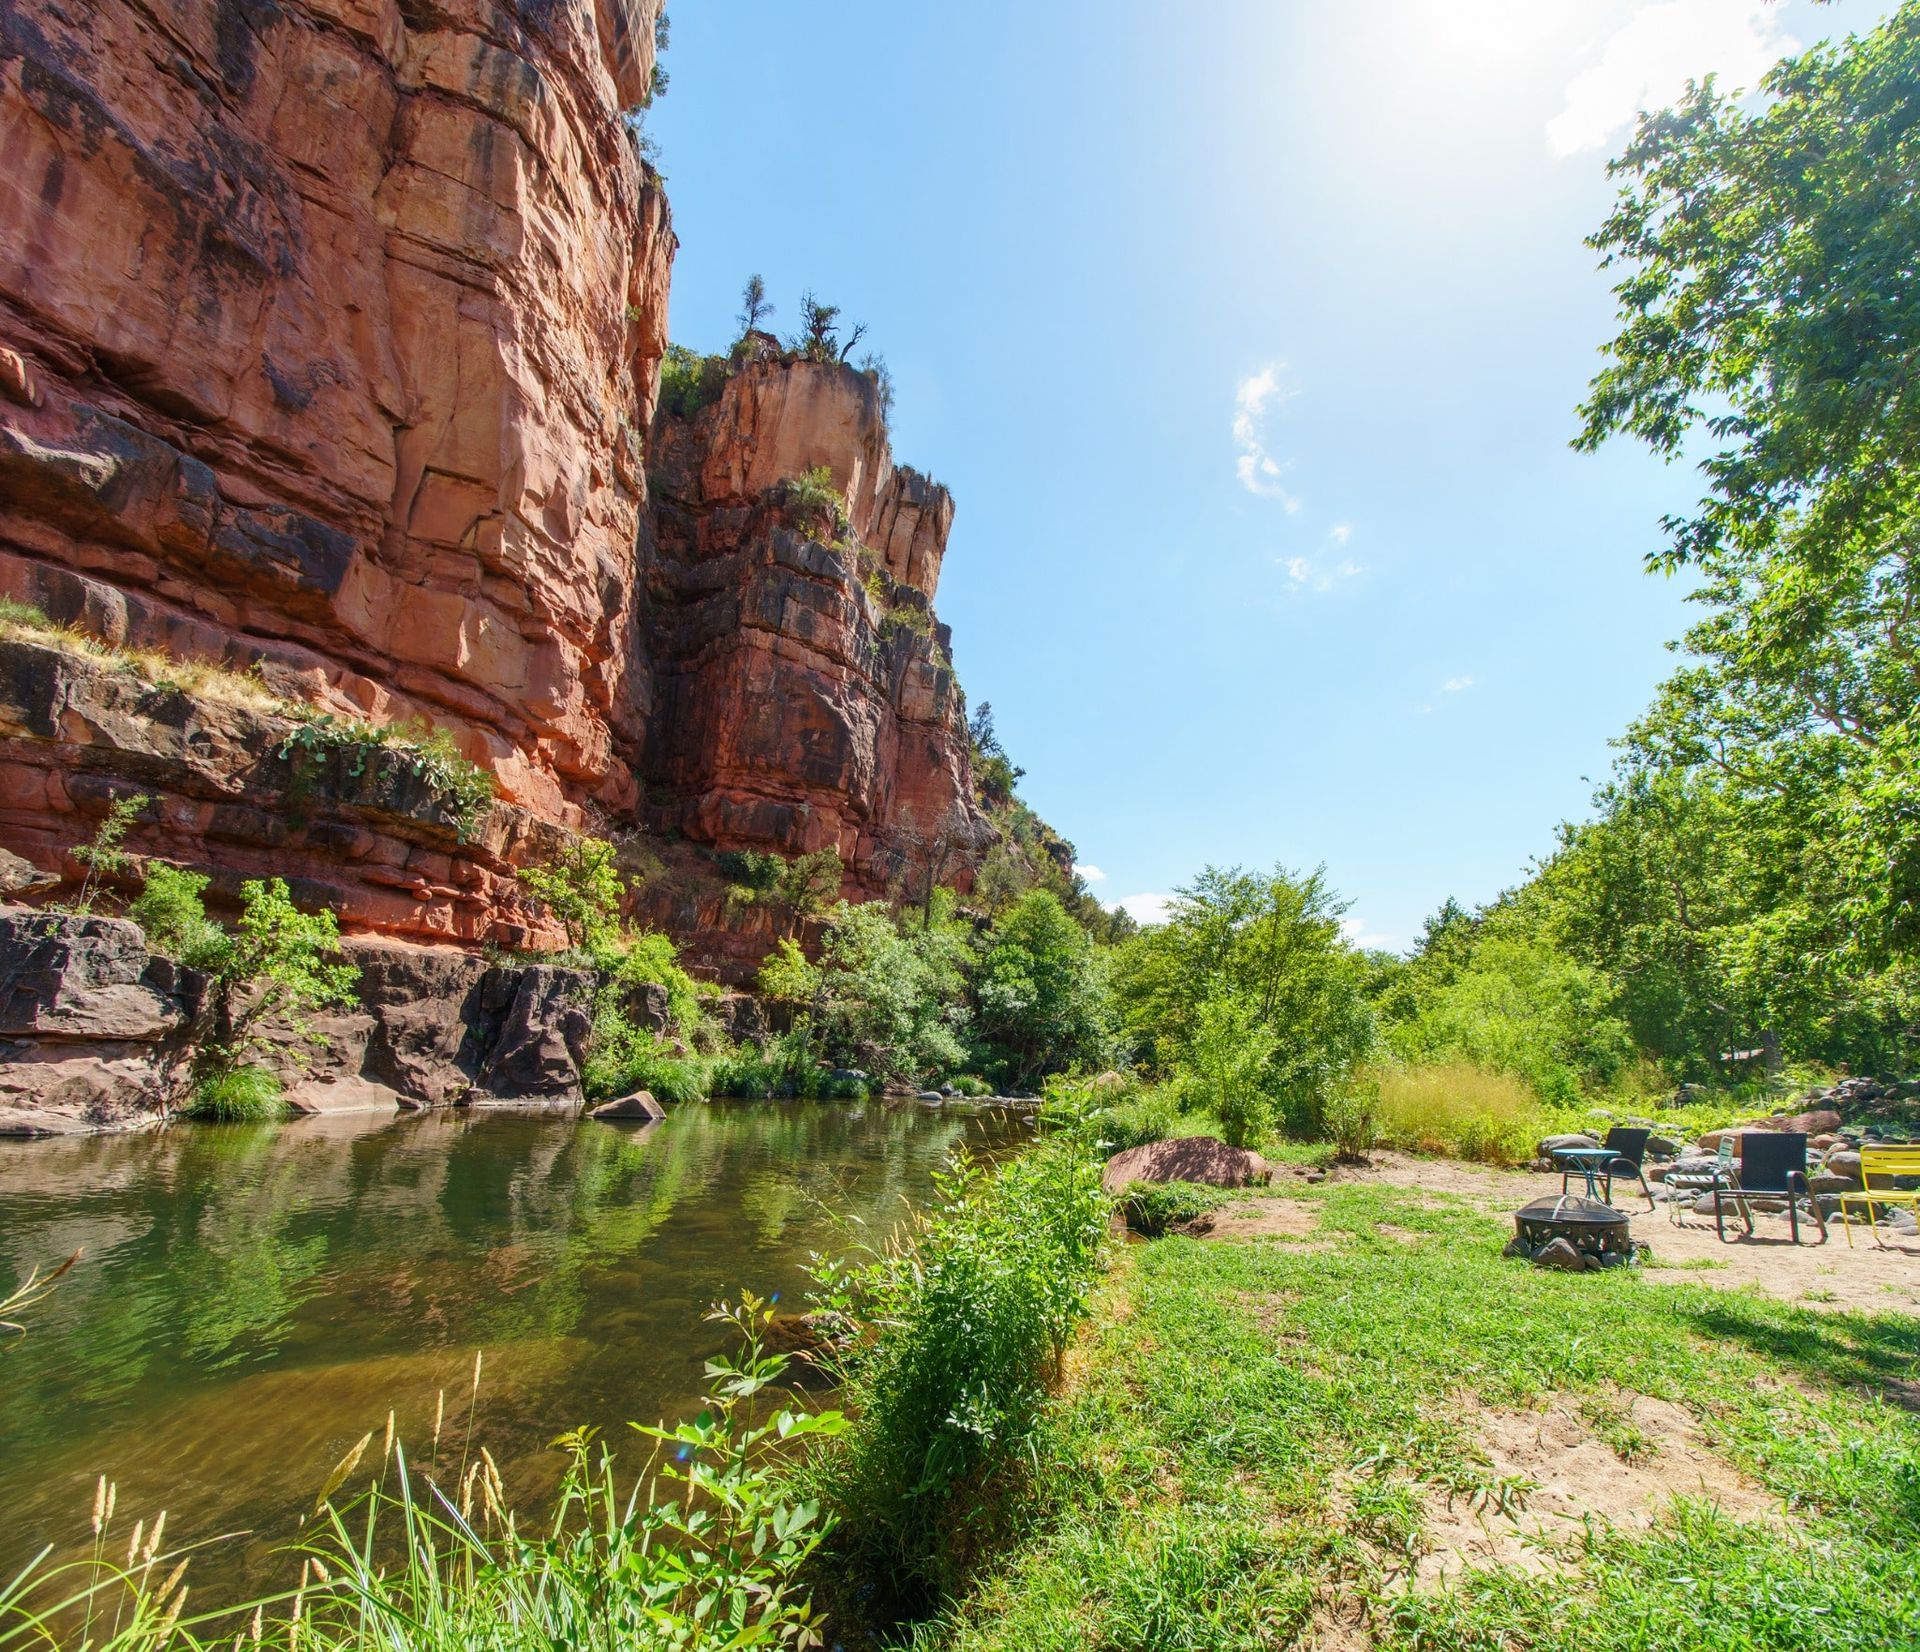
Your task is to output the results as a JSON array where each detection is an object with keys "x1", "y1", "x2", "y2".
[{"x1": 903, "y1": 1181, "x2": 1920, "y2": 1650}]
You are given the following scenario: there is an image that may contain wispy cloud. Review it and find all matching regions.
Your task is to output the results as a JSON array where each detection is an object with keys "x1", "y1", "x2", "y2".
[
  {"x1": 1341, "y1": 915, "x2": 1403, "y2": 954},
  {"x1": 1278, "y1": 524, "x2": 1363, "y2": 595},
  {"x1": 1547, "y1": 0, "x2": 1796, "y2": 157},
  {"x1": 1442, "y1": 674, "x2": 1475, "y2": 694},
  {"x1": 1233, "y1": 366, "x2": 1301, "y2": 510},
  {"x1": 1112, "y1": 892, "x2": 1173, "y2": 926},
  {"x1": 1075, "y1": 863, "x2": 1107, "y2": 884}
]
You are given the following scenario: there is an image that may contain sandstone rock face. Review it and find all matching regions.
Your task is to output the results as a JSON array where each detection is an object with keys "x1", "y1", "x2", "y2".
[
  {"x1": 0, "y1": 0, "x2": 1009, "y2": 987},
  {"x1": 0, "y1": 919, "x2": 599, "y2": 1128},
  {"x1": 0, "y1": 907, "x2": 200, "y2": 1133},
  {"x1": 642, "y1": 358, "x2": 991, "y2": 902},
  {"x1": 0, "y1": 0, "x2": 672, "y2": 942}
]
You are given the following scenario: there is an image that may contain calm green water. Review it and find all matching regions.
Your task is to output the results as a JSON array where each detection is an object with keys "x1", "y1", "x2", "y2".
[{"x1": 0, "y1": 1100, "x2": 1027, "y2": 1590}]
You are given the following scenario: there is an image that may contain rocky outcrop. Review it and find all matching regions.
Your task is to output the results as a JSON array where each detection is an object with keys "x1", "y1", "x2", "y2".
[
  {"x1": 0, "y1": 910, "x2": 597, "y2": 1133},
  {"x1": 0, "y1": 0, "x2": 672, "y2": 940},
  {"x1": 642, "y1": 357, "x2": 992, "y2": 901},
  {"x1": 0, "y1": 0, "x2": 1015, "y2": 989},
  {"x1": 0, "y1": 907, "x2": 199, "y2": 1132}
]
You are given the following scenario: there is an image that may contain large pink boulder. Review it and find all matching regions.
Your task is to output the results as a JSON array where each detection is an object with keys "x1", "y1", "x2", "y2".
[{"x1": 1101, "y1": 1136, "x2": 1272, "y2": 1197}]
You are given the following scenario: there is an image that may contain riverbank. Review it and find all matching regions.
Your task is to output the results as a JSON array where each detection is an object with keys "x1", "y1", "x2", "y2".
[{"x1": 910, "y1": 1160, "x2": 1920, "y2": 1651}]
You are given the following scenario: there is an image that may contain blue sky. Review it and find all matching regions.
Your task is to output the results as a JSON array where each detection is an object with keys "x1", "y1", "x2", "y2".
[{"x1": 649, "y1": 0, "x2": 1893, "y2": 950}]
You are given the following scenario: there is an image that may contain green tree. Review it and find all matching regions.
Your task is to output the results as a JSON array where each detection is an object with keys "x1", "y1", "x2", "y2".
[
  {"x1": 519, "y1": 837, "x2": 628, "y2": 950},
  {"x1": 971, "y1": 890, "x2": 1113, "y2": 1087},
  {"x1": 1115, "y1": 864, "x2": 1374, "y2": 1135},
  {"x1": 68, "y1": 792, "x2": 152, "y2": 913},
  {"x1": 131, "y1": 869, "x2": 359, "y2": 1115},
  {"x1": 737, "y1": 272, "x2": 772, "y2": 336}
]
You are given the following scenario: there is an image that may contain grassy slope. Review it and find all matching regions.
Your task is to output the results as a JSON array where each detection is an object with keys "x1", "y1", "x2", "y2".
[{"x1": 904, "y1": 1183, "x2": 1920, "y2": 1651}]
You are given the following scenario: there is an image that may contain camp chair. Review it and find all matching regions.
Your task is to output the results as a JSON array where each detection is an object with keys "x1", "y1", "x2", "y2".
[
  {"x1": 1664, "y1": 1134, "x2": 1735, "y2": 1225},
  {"x1": 1597, "y1": 1126, "x2": 1654, "y2": 1211},
  {"x1": 1711, "y1": 1132, "x2": 1826, "y2": 1245},
  {"x1": 1837, "y1": 1145, "x2": 1920, "y2": 1248}
]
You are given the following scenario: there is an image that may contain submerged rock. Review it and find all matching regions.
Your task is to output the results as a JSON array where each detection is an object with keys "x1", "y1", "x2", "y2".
[{"x1": 590, "y1": 1091, "x2": 666, "y2": 1123}]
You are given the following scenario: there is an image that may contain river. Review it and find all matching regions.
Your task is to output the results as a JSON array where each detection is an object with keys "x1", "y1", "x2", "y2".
[{"x1": 0, "y1": 1099, "x2": 1029, "y2": 1594}]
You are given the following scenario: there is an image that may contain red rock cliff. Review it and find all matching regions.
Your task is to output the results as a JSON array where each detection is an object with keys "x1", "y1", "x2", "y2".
[
  {"x1": 0, "y1": 1, "x2": 996, "y2": 968},
  {"x1": 0, "y1": 0, "x2": 671, "y2": 942},
  {"x1": 640, "y1": 355, "x2": 991, "y2": 907}
]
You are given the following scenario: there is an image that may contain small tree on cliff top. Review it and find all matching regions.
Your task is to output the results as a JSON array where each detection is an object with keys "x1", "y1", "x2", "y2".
[{"x1": 738, "y1": 274, "x2": 773, "y2": 338}]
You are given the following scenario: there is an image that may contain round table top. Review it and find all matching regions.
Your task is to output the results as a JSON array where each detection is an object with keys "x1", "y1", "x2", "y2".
[{"x1": 1553, "y1": 1146, "x2": 1616, "y2": 1161}]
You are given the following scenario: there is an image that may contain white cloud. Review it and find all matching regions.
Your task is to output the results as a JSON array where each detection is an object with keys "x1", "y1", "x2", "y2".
[
  {"x1": 1341, "y1": 915, "x2": 1403, "y2": 954},
  {"x1": 1075, "y1": 863, "x2": 1107, "y2": 884},
  {"x1": 1112, "y1": 892, "x2": 1173, "y2": 926},
  {"x1": 1232, "y1": 365, "x2": 1301, "y2": 509},
  {"x1": 1442, "y1": 674, "x2": 1475, "y2": 693},
  {"x1": 1278, "y1": 525, "x2": 1363, "y2": 595},
  {"x1": 1548, "y1": 0, "x2": 1797, "y2": 157}
]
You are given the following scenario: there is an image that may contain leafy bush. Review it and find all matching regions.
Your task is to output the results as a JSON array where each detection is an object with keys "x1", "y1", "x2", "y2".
[
  {"x1": 1119, "y1": 1180, "x2": 1229, "y2": 1236},
  {"x1": 784, "y1": 464, "x2": 850, "y2": 537},
  {"x1": 657, "y1": 342, "x2": 731, "y2": 418},
  {"x1": 804, "y1": 1141, "x2": 1110, "y2": 1624},
  {"x1": 1324, "y1": 1077, "x2": 1380, "y2": 1162},
  {"x1": 759, "y1": 900, "x2": 969, "y2": 1085},
  {"x1": 127, "y1": 864, "x2": 228, "y2": 968},
  {"x1": 128, "y1": 869, "x2": 358, "y2": 1107},
  {"x1": 947, "y1": 1073, "x2": 994, "y2": 1098},
  {"x1": 279, "y1": 713, "x2": 493, "y2": 841},
  {"x1": 183, "y1": 1064, "x2": 288, "y2": 1123},
  {"x1": 717, "y1": 848, "x2": 784, "y2": 892},
  {"x1": 582, "y1": 1011, "x2": 712, "y2": 1104},
  {"x1": 971, "y1": 891, "x2": 1115, "y2": 1088},
  {"x1": 518, "y1": 836, "x2": 627, "y2": 949}
]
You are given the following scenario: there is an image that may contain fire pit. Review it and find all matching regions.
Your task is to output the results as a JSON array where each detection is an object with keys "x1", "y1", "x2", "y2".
[{"x1": 1507, "y1": 1194, "x2": 1637, "y2": 1271}]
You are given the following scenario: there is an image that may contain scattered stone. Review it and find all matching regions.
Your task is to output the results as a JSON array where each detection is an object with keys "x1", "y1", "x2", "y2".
[
  {"x1": 1534, "y1": 1237, "x2": 1589, "y2": 1272},
  {"x1": 1538, "y1": 1132, "x2": 1602, "y2": 1158},
  {"x1": 915, "y1": 1090, "x2": 943, "y2": 1103}
]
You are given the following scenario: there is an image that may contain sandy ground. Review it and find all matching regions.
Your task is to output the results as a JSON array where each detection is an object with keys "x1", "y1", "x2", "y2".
[{"x1": 1230, "y1": 1151, "x2": 1920, "y2": 1316}]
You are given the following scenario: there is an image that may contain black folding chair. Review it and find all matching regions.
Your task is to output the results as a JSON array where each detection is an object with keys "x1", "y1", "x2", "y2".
[
  {"x1": 1712, "y1": 1132, "x2": 1827, "y2": 1244},
  {"x1": 1596, "y1": 1126, "x2": 1654, "y2": 1211}
]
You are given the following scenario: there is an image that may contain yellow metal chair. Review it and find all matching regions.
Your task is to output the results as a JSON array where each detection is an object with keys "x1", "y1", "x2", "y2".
[{"x1": 1837, "y1": 1146, "x2": 1920, "y2": 1246}]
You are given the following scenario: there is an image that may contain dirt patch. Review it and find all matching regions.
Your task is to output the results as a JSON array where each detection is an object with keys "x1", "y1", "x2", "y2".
[
  {"x1": 1416, "y1": 1394, "x2": 1778, "y2": 1589},
  {"x1": 1189, "y1": 1198, "x2": 1325, "y2": 1243},
  {"x1": 1375, "y1": 1223, "x2": 1425, "y2": 1245}
]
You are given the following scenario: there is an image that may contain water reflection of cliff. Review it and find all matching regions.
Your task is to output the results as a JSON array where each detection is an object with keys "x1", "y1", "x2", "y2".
[{"x1": 0, "y1": 1102, "x2": 1024, "y2": 1591}]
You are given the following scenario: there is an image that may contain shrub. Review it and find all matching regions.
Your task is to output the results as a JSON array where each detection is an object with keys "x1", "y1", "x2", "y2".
[
  {"x1": 582, "y1": 1010, "x2": 711, "y2": 1104},
  {"x1": 717, "y1": 848, "x2": 783, "y2": 892},
  {"x1": 1119, "y1": 1179, "x2": 1229, "y2": 1236},
  {"x1": 66, "y1": 791, "x2": 153, "y2": 913},
  {"x1": 804, "y1": 1141, "x2": 1109, "y2": 1624},
  {"x1": 129, "y1": 870, "x2": 357, "y2": 1108},
  {"x1": 184, "y1": 1064, "x2": 288, "y2": 1123},
  {"x1": 1324, "y1": 1077, "x2": 1380, "y2": 1163},
  {"x1": 518, "y1": 836, "x2": 627, "y2": 949},
  {"x1": 947, "y1": 1073, "x2": 993, "y2": 1098},
  {"x1": 657, "y1": 342, "x2": 731, "y2": 418},
  {"x1": 126, "y1": 864, "x2": 227, "y2": 968},
  {"x1": 279, "y1": 713, "x2": 493, "y2": 841},
  {"x1": 1368, "y1": 1059, "x2": 1545, "y2": 1164},
  {"x1": 784, "y1": 464, "x2": 850, "y2": 537}
]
